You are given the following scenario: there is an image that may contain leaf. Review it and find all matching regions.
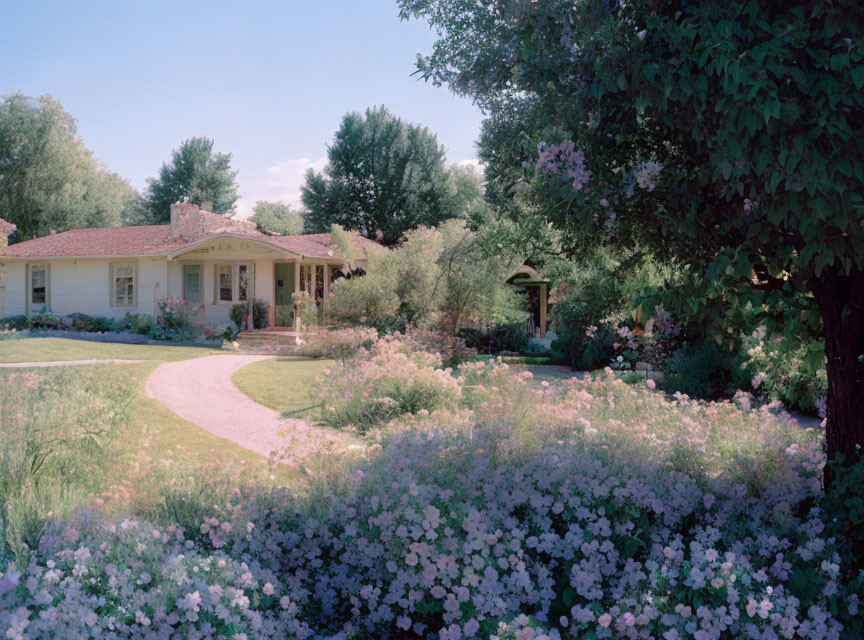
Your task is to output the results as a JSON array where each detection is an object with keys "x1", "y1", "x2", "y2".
[
  {"x1": 829, "y1": 53, "x2": 850, "y2": 71},
  {"x1": 852, "y1": 66, "x2": 864, "y2": 89},
  {"x1": 616, "y1": 71, "x2": 628, "y2": 91}
]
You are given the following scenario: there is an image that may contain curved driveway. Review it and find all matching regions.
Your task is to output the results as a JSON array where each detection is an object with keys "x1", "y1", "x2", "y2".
[{"x1": 145, "y1": 354, "x2": 294, "y2": 457}]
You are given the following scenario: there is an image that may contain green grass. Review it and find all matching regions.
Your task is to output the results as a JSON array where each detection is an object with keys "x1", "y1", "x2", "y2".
[
  {"x1": 232, "y1": 356, "x2": 335, "y2": 417},
  {"x1": 0, "y1": 337, "x2": 223, "y2": 363},
  {"x1": 0, "y1": 351, "x2": 301, "y2": 560}
]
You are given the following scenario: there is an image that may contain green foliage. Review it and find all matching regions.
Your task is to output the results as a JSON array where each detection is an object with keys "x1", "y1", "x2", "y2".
[
  {"x1": 252, "y1": 299, "x2": 269, "y2": 330},
  {"x1": 145, "y1": 137, "x2": 238, "y2": 222},
  {"x1": 0, "y1": 315, "x2": 29, "y2": 331},
  {"x1": 0, "y1": 93, "x2": 142, "y2": 239},
  {"x1": 398, "y1": 0, "x2": 864, "y2": 463},
  {"x1": 251, "y1": 201, "x2": 304, "y2": 236},
  {"x1": 229, "y1": 304, "x2": 247, "y2": 332},
  {"x1": 124, "y1": 312, "x2": 155, "y2": 336},
  {"x1": 331, "y1": 220, "x2": 525, "y2": 333},
  {"x1": 301, "y1": 106, "x2": 469, "y2": 244},
  {"x1": 662, "y1": 340, "x2": 731, "y2": 400},
  {"x1": 0, "y1": 367, "x2": 132, "y2": 560}
]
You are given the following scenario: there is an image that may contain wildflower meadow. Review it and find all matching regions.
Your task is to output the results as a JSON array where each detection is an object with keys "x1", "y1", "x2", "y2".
[{"x1": 1, "y1": 331, "x2": 861, "y2": 640}]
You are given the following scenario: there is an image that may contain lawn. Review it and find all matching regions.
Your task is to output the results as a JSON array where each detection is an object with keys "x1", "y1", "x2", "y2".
[
  {"x1": 0, "y1": 343, "x2": 303, "y2": 562},
  {"x1": 0, "y1": 337, "x2": 223, "y2": 362},
  {"x1": 231, "y1": 355, "x2": 334, "y2": 417}
]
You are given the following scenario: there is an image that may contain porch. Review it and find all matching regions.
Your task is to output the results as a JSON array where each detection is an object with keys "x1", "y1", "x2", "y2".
[{"x1": 166, "y1": 234, "x2": 342, "y2": 333}]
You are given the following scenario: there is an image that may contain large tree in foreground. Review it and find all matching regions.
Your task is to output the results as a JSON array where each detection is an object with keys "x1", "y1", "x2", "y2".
[
  {"x1": 145, "y1": 137, "x2": 238, "y2": 222},
  {"x1": 302, "y1": 106, "x2": 461, "y2": 244},
  {"x1": 0, "y1": 93, "x2": 141, "y2": 239},
  {"x1": 398, "y1": 0, "x2": 864, "y2": 467}
]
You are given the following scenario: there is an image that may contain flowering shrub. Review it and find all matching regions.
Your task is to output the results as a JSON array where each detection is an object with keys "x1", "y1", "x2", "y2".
[
  {"x1": 318, "y1": 342, "x2": 461, "y2": 433},
  {"x1": 156, "y1": 298, "x2": 206, "y2": 341},
  {"x1": 296, "y1": 326, "x2": 379, "y2": 359},
  {"x1": 738, "y1": 330, "x2": 827, "y2": 417}
]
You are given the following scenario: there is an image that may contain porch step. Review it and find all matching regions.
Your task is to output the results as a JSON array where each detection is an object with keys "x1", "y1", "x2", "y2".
[{"x1": 236, "y1": 330, "x2": 302, "y2": 350}]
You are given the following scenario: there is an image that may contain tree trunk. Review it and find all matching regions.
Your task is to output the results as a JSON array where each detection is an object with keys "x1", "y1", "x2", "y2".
[{"x1": 811, "y1": 267, "x2": 864, "y2": 481}]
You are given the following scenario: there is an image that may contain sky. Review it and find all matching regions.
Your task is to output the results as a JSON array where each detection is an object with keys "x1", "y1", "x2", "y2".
[{"x1": 0, "y1": 0, "x2": 485, "y2": 217}]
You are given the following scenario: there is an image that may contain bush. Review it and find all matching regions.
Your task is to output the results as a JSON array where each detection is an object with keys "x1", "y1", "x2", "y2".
[
  {"x1": 156, "y1": 298, "x2": 203, "y2": 341},
  {"x1": 253, "y1": 298, "x2": 270, "y2": 329},
  {"x1": 62, "y1": 313, "x2": 121, "y2": 333},
  {"x1": 28, "y1": 308, "x2": 59, "y2": 330},
  {"x1": 296, "y1": 327, "x2": 379, "y2": 359},
  {"x1": 317, "y1": 337, "x2": 462, "y2": 432},
  {"x1": 0, "y1": 315, "x2": 28, "y2": 332},
  {"x1": 661, "y1": 339, "x2": 731, "y2": 399},
  {"x1": 229, "y1": 303, "x2": 247, "y2": 332},
  {"x1": 124, "y1": 312, "x2": 154, "y2": 336},
  {"x1": 736, "y1": 330, "x2": 828, "y2": 416}
]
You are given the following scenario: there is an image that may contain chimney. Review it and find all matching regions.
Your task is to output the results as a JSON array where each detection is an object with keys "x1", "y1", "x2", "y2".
[
  {"x1": 170, "y1": 199, "x2": 199, "y2": 238},
  {"x1": 0, "y1": 218, "x2": 17, "y2": 255}
]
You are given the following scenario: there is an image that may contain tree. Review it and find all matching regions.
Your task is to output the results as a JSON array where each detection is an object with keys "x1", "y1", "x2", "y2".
[
  {"x1": 145, "y1": 137, "x2": 238, "y2": 222},
  {"x1": 399, "y1": 0, "x2": 864, "y2": 468},
  {"x1": 250, "y1": 201, "x2": 304, "y2": 236},
  {"x1": 0, "y1": 93, "x2": 141, "y2": 239},
  {"x1": 330, "y1": 220, "x2": 524, "y2": 330},
  {"x1": 301, "y1": 106, "x2": 460, "y2": 244}
]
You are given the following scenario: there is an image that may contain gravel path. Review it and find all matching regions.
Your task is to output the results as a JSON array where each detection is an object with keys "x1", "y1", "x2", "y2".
[
  {"x1": 145, "y1": 354, "x2": 315, "y2": 458},
  {"x1": 0, "y1": 359, "x2": 146, "y2": 368}
]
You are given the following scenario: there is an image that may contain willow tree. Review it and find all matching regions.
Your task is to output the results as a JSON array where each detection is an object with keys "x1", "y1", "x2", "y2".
[{"x1": 398, "y1": 0, "x2": 864, "y2": 468}]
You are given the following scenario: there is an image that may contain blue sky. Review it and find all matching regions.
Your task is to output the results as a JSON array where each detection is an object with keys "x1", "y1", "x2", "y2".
[{"x1": 0, "y1": 0, "x2": 484, "y2": 216}]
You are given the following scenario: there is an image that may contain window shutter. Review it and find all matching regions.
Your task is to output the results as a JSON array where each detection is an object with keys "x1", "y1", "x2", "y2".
[
  {"x1": 108, "y1": 263, "x2": 115, "y2": 308},
  {"x1": 133, "y1": 261, "x2": 139, "y2": 308},
  {"x1": 45, "y1": 264, "x2": 51, "y2": 309}
]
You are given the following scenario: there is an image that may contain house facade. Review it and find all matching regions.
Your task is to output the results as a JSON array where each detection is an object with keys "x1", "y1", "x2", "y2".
[{"x1": 0, "y1": 203, "x2": 376, "y2": 330}]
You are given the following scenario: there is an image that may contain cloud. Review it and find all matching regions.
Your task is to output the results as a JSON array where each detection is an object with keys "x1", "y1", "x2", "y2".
[{"x1": 234, "y1": 156, "x2": 327, "y2": 219}]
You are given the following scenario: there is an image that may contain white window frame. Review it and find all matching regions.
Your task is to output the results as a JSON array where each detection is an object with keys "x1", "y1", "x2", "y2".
[
  {"x1": 28, "y1": 263, "x2": 50, "y2": 313},
  {"x1": 213, "y1": 263, "x2": 250, "y2": 305},
  {"x1": 110, "y1": 261, "x2": 138, "y2": 308}
]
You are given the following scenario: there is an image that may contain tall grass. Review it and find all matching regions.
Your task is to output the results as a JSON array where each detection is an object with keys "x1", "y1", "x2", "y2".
[{"x1": 0, "y1": 367, "x2": 133, "y2": 562}]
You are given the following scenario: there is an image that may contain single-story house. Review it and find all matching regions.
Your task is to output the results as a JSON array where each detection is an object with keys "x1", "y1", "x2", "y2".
[{"x1": 0, "y1": 203, "x2": 378, "y2": 332}]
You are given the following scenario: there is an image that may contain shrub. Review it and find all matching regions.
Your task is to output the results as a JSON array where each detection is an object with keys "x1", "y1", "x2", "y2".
[
  {"x1": 62, "y1": 313, "x2": 121, "y2": 333},
  {"x1": 662, "y1": 339, "x2": 731, "y2": 399},
  {"x1": 124, "y1": 312, "x2": 154, "y2": 336},
  {"x1": 0, "y1": 316, "x2": 28, "y2": 332},
  {"x1": 253, "y1": 299, "x2": 270, "y2": 329},
  {"x1": 317, "y1": 338, "x2": 461, "y2": 432},
  {"x1": 229, "y1": 303, "x2": 247, "y2": 332},
  {"x1": 737, "y1": 330, "x2": 828, "y2": 416},
  {"x1": 28, "y1": 308, "x2": 59, "y2": 330},
  {"x1": 296, "y1": 327, "x2": 379, "y2": 359},
  {"x1": 156, "y1": 298, "x2": 203, "y2": 341}
]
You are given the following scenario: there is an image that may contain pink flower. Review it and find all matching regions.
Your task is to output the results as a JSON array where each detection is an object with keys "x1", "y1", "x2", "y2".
[{"x1": 598, "y1": 613, "x2": 612, "y2": 628}]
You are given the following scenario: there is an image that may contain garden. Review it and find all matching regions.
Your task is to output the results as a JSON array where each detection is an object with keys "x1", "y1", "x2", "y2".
[{"x1": 1, "y1": 330, "x2": 861, "y2": 639}]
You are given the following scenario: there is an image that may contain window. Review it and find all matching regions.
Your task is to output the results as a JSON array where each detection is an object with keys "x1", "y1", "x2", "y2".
[
  {"x1": 30, "y1": 264, "x2": 48, "y2": 308},
  {"x1": 218, "y1": 265, "x2": 233, "y2": 302},
  {"x1": 183, "y1": 265, "x2": 201, "y2": 303},
  {"x1": 214, "y1": 264, "x2": 251, "y2": 304},
  {"x1": 112, "y1": 262, "x2": 136, "y2": 307}
]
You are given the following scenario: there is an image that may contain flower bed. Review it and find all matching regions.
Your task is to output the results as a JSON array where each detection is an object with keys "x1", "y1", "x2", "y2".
[{"x1": 1, "y1": 345, "x2": 860, "y2": 639}]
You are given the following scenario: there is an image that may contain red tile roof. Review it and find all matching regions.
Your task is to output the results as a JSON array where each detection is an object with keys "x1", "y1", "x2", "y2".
[{"x1": 3, "y1": 220, "x2": 380, "y2": 261}]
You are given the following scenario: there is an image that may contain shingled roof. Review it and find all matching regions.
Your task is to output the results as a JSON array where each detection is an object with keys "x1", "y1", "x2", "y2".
[{"x1": 1, "y1": 205, "x2": 379, "y2": 261}]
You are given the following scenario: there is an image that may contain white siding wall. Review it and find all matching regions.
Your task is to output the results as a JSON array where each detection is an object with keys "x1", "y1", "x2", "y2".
[
  {"x1": 0, "y1": 262, "x2": 26, "y2": 316},
  {"x1": 2, "y1": 255, "x2": 285, "y2": 329}
]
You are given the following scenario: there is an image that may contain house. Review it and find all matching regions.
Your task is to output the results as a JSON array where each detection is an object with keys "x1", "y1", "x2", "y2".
[{"x1": 0, "y1": 203, "x2": 377, "y2": 335}]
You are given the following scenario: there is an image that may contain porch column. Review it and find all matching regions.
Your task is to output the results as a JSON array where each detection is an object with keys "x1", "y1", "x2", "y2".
[
  {"x1": 539, "y1": 283, "x2": 547, "y2": 339},
  {"x1": 293, "y1": 260, "x2": 301, "y2": 332},
  {"x1": 323, "y1": 264, "x2": 330, "y2": 323}
]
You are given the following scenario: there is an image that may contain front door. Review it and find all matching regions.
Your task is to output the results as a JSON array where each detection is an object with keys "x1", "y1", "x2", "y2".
[{"x1": 274, "y1": 263, "x2": 295, "y2": 327}]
